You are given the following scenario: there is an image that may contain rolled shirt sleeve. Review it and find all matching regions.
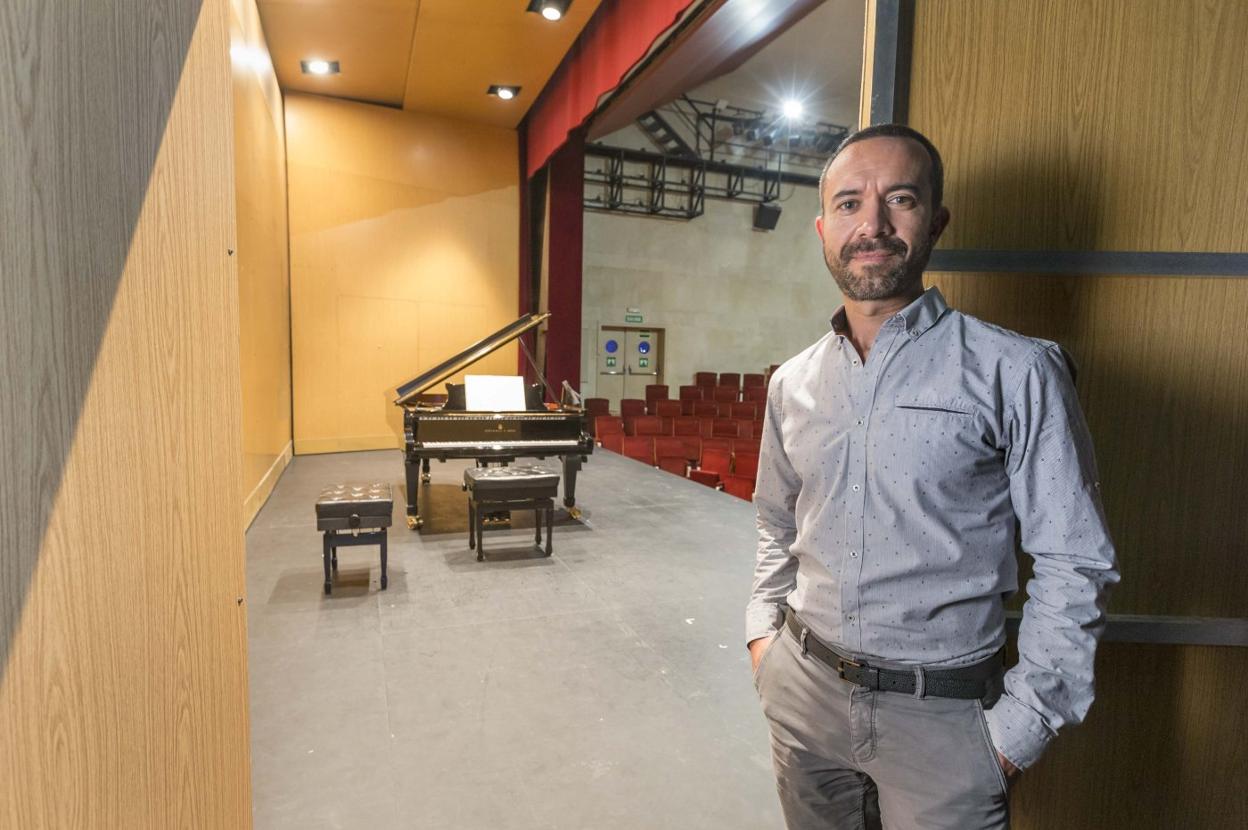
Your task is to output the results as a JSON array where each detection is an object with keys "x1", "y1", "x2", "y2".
[
  {"x1": 746, "y1": 376, "x2": 802, "y2": 644},
  {"x1": 986, "y1": 345, "x2": 1121, "y2": 769}
]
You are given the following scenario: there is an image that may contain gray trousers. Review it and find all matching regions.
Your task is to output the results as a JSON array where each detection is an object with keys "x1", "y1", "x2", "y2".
[{"x1": 754, "y1": 627, "x2": 1010, "y2": 830}]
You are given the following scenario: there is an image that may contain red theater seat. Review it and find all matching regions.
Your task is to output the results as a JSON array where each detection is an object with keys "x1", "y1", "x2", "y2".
[
  {"x1": 742, "y1": 373, "x2": 765, "y2": 388},
  {"x1": 631, "y1": 415, "x2": 664, "y2": 436},
  {"x1": 645, "y1": 384, "x2": 669, "y2": 403},
  {"x1": 621, "y1": 436, "x2": 655, "y2": 466},
  {"x1": 730, "y1": 402, "x2": 757, "y2": 420},
  {"x1": 744, "y1": 386, "x2": 767, "y2": 404},
  {"x1": 692, "y1": 401, "x2": 718, "y2": 419},
  {"x1": 694, "y1": 371, "x2": 717, "y2": 387},
  {"x1": 718, "y1": 372, "x2": 740, "y2": 389},
  {"x1": 722, "y1": 475, "x2": 754, "y2": 501},
  {"x1": 594, "y1": 416, "x2": 624, "y2": 441},
  {"x1": 600, "y1": 432, "x2": 624, "y2": 454},
  {"x1": 712, "y1": 385, "x2": 738, "y2": 403},
  {"x1": 699, "y1": 447, "x2": 733, "y2": 479},
  {"x1": 733, "y1": 452, "x2": 760, "y2": 479}
]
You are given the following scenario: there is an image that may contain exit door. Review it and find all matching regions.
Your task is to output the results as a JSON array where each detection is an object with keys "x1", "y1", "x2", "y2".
[
  {"x1": 623, "y1": 329, "x2": 659, "y2": 400},
  {"x1": 597, "y1": 326, "x2": 664, "y2": 411}
]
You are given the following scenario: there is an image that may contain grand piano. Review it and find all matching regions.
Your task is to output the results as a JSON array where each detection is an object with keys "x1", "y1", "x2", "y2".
[{"x1": 393, "y1": 312, "x2": 593, "y2": 529}]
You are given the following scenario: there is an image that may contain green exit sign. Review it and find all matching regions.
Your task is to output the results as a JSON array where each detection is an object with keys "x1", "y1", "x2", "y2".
[{"x1": 624, "y1": 313, "x2": 643, "y2": 323}]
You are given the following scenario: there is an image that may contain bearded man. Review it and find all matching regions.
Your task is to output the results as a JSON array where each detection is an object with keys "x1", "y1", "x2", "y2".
[{"x1": 747, "y1": 124, "x2": 1119, "y2": 830}]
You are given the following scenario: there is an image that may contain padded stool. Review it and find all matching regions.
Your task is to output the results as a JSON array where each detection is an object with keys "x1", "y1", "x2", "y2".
[
  {"x1": 315, "y1": 482, "x2": 393, "y2": 594},
  {"x1": 463, "y1": 465, "x2": 559, "y2": 561}
]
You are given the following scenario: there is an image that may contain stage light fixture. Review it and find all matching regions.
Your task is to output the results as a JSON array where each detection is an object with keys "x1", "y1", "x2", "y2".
[
  {"x1": 488, "y1": 85, "x2": 521, "y2": 100},
  {"x1": 782, "y1": 98, "x2": 804, "y2": 119},
  {"x1": 527, "y1": 0, "x2": 571, "y2": 20},
  {"x1": 300, "y1": 58, "x2": 339, "y2": 76}
]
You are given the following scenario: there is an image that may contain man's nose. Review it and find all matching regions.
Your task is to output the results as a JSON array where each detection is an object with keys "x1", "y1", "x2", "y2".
[{"x1": 858, "y1": 197, "x2": 893, "y2": 237}]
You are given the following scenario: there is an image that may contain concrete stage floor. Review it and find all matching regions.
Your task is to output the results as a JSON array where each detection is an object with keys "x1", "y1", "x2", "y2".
[{"x1": 246, "y1": 448, "x2": 783, "y2": 829}]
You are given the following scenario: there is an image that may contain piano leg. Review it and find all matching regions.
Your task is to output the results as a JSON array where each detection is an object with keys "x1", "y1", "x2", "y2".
[
  {"x1": 404, "y1": 457, "x2": 423, "y2": 529},
  {"x1": 421, "y1": 457, "x2": 431, "y2": 484},
  {"x1": 561, "y1": 454, "x2": 584, "y2": 518}
]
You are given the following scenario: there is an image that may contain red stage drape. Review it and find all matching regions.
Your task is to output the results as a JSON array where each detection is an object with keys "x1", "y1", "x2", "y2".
[
  {"x1": 542, "y1": 129, "x2": 585, "y2": 397},
  {"x1": 524, "y1": 0, "x2": 696, "y2": 177}
]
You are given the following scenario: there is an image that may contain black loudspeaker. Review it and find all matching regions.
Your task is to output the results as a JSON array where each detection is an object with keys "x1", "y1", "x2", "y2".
[{"x1": 754, "y1": 202, "x2": 782, "y2": 230}]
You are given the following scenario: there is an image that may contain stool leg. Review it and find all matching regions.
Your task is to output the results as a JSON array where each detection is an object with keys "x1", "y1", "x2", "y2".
[
  {"x1": 468, "y1": 501, "x2": 475, "y2": 550},
  {"x1": 535, "y1": 510, "x2": 541, "y2": 545},
  {"x1": 322, "y1": 532, "x2": 332, "y2": 594},
  {"x1": 331, "y1": 549, "x2": 338, "y2": 572},
  {"x1": 379, "y1": 531, "x2": 388, "y2": 590},
  {"x1": 476, "y1": 503, "x2": 485, "y2": 562},
  {"x1": 545, "y1": 508, "x2": 553, "y2": 556}
]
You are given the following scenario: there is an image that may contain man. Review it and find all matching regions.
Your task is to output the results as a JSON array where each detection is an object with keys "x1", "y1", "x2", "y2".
[{"x1": 746, "y1": 124, "x2": 1119, "y2": 829}]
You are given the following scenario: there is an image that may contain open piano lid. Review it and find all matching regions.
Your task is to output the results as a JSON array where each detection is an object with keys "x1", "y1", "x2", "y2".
[{"x1": 393, "y1": 312, "x2": 550, "y2": 406}]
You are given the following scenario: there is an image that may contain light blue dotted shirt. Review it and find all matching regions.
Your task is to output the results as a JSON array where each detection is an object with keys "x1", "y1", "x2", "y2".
[{"x1": 747, "y1": 286, "x2": 1119, "y2": 769}]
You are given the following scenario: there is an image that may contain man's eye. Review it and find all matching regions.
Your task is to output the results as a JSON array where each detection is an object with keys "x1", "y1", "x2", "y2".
[
  {"x1": 836, "y1": 200, "x2": 857, "y2": 211},
  {"x1": 889, "y1": 194, "x2": 915, "y2": 206}
]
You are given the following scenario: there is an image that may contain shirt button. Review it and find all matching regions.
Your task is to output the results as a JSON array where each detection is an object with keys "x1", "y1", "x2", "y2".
[
  {"x1": 852, "y1": 359, "x2": 860, "y2": 366},
  {"x1": 856, "y1": 418, "x2": 864, "y2": 426},
  {"x1": 847, "y1": 615, "x2": 855, "y2": 621},
  {"x1": 850, "y1": 551, "x2": 858, "y2": 558},
  {"x1": 851, "y1": 484, "x2": 860, "y2": 492}
]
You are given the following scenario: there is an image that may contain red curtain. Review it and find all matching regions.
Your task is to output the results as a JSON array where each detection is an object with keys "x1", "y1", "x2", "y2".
[
  {"x1": 542, "y1": 129, "x2": 585, "y2": 395},
  {"x1": 524, "y1": 0, "x2": 695, "y2": 177}
]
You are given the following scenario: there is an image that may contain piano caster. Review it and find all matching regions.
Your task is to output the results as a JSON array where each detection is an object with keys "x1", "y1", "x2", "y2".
[
  {"x1": 567, "y1": 506, "x2": 582, "y2": 520},
  {"x1": 406, "y1": 515, "x2": 423, "y2": 530},
  {"x1": 421, "y1": 474, "x2": 431, "y2": 484}
]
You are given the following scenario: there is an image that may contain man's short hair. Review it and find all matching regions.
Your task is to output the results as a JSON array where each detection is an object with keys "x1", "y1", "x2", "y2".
[{"x1": 818, "y1": 124, "x2": 944, "y2": 213}]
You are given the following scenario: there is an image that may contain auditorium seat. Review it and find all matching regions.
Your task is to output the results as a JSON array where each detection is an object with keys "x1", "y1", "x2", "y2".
[
  {"x1": 744, "y1": 386, "x2": 767, "y2": 404},
  {"x1": 742, "y1": 373, "x2": 765, "y2": 388},
  {"x1": 732, "y1": 437, "x2": 761, "y2": 456},
  {"x1": 721, "y1": 475, "x2": 754, "y2": 501},
  {"x1": 631, "y1": 415, "x2": 664, "y2": 437},
  {"x1": 712, "y1": 385, "x2": 738, "y2": 403},
  {"x1": 698, "y1": 447, "x2": 733, "y2": 480},
  {"x1": 620, "y1": 398, "x2": 646, "y2": 434},
  {"x1": 653, "y1": 399, "x2": 682, "y2": 432},
  {"x1": 677, "y1": 435, "x2": 702, "y2": 463},
  {"x1": 730, "y1": 402, "x2": 757, "y2": 420},
  {"x1": 733, "y1": 452, "x2": 760, "y2": 480},
  {"x1": 718, "y1": 372, "x2": 740, "y2": 389},
  {"x1": 701, "y1": 437, "x2": 731, "y2": 455},
  {"x1": 645, "y1": 384, "x2": 669, "y2": 405},
  {"x1": 678, "y1": 384, "x2": 703, "y2": 416},
  {"x1": 673, "y1": 416, "x2": 700, "y2": 436},
  {"x1": 621, "y1": 436, "x2": 655, "y2": 466},
  {"x1": 694, "y1": 371, "x2": 717, "y2": 387},
  {"x1": 594, "y1": 416, "x2": 624, "y2": 443},
  {"x1": 688, "y1": 469, "x2": 721, "y2": 488},
  {"x1": 600, "y1": 432, "x2": 624, "y2": 454},
  {"x1": 654, "y1": 437, "x2": 687, "y2": 476},
  {"x1": 712, "y1": 418, "x2": 740, "y2": 438},
  {"x1": 692, "y1": 400, "x2": 718, "y2": 419}
]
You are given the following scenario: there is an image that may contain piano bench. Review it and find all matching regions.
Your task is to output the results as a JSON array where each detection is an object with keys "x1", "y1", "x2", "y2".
[
  {"x1": 315, "y1": 483, "x2": 393, "y2": 594},
  {"x1": 463, "y1": 466, "x2": 560, "y2": 561}
]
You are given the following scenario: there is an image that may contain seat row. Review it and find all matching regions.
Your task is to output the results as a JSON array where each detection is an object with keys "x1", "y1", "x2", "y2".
[
  {"x1": 595, "y1": 414, "x2": 761, "y2": 441},
  {"x1": 599, "y1": 433, "x2": 760, "y2": 502}
]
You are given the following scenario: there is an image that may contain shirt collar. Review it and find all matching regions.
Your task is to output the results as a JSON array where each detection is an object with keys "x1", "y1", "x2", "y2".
[{"x1": 828, "y1": 286, "x2": 949, "y2": 339}]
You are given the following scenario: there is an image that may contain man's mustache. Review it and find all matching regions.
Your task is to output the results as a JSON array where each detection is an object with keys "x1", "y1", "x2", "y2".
[{"x1": 841, "y1": 238, "x2": 908, "y2": 259}]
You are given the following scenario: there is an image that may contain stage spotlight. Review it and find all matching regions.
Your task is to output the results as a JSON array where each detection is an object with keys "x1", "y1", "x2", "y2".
[
  {"x1": 782, "y1": 98, "x2": 803, "y2": 119},
  {"x1": 527, "y1": 0, "x2": 571, "y2": 20}
]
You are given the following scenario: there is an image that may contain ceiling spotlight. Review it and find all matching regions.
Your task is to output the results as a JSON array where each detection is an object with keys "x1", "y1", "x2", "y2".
[
  {"x1": 488, "y1": 85, "x2": 521, "y2": 100},
  {"x1": 527, "y1": 0, "x2": 571, "y2": 21},
  {"x1": 300, "y1": 58, "x2": 339, "y2": 76},
  {"x1": 782, "y1": 98, "x2": 804, "y2": 119}
]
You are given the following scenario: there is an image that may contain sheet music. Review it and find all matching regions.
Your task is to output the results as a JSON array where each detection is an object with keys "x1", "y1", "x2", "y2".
[{"x1": 465, "y1": 375, "x2": 526, "y2": 411}]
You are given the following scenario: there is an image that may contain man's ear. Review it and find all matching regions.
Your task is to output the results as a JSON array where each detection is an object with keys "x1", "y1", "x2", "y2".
[
  {"x1": 930, "y1": 206, "x2": 951, "y2": 243},
  {"x1": 815, "y1": 214, "x2": 825, "y2": 241}
]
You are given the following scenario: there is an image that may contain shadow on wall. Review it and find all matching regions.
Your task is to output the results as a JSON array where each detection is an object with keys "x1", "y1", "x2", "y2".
[{"x1": 0, "y1": 2, "x2": 202, "y2": 680}]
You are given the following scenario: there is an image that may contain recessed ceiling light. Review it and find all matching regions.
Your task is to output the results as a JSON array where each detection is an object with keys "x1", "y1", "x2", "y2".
[
  {"x1": 488, "y1": 85, "x2": 521, "y2": 101},
  {"x1": 300, "y1": 59, "x2": 339, "y2": 76},
  {"x1": 527, "y1": 0, "x2": 571, "y2": 21},
  {"x1": 782, "y1": 99, "x2": 804, "y2": 119}
]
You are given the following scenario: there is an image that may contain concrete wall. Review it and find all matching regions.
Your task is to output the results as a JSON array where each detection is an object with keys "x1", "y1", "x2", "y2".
[{"x1": 581, "y1": 183, "x2": 839, "y2": 396}]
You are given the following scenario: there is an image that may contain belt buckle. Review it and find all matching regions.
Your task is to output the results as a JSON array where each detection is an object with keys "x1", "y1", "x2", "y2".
[
  {"x1": 835, "y1": 656, "x2": 859, "y2": 680},
  {"x1": 837, "y1": 657, "x2": 880, "y2": 690}
]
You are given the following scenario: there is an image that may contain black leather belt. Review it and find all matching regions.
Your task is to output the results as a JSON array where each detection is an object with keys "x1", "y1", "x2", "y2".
[{"x1": 784, "y1": 610, "x2": 1002, "y2": 700}]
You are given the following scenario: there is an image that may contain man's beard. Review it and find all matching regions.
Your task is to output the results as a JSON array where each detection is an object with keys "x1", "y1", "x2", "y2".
[{"x1": 823, "y1": 232, "x2": 933, "y2": 301}]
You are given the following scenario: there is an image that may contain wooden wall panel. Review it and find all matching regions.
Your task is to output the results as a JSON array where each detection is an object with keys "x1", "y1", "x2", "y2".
[
  {"x1": 1006, "y1": 642, "x2": 1248, "y2": 829},
  {"x1": 928, "y1": 272, "x2": 1248, "y2": 619},
  {"x1": 285, "y1": 93, "x2": 520, "y2": 455},
  {"x1": 232, "y1": 0, "x2": 293, "y2": 525},
  {"x1": 905, "y1": 1, "x2": 1248, "y2": 826},
  {"x1": 0, "y1": 0, "x2": 251, "y2": 827},
  {"x1": 910, "y1": 0, "x2": 1248, "y2": 253}
]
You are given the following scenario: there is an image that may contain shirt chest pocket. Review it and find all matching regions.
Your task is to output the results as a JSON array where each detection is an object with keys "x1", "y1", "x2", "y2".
[{"x1": 886, "y1": 395, "x2": 985, "y2": 476}]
